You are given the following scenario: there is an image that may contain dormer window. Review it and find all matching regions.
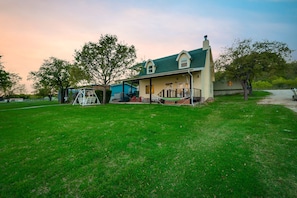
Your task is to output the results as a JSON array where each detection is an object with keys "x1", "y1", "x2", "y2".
[
  {"x1": 145, "y1": 59, "x2": 156, "y2": 74},
  {"x1": 148, "y1": 65, "x2": 153, "y2": 73},
  {"x1": 180, "y1": 58, "x2": 188, "y2": 68},
  {"x1": 176, "y1": 50, "x2": 191, "y2": 69}
]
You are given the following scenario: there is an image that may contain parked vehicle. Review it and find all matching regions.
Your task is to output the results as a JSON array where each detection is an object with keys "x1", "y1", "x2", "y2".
[{"x1": 291, "y1": 88, "x2": 297, "y2": 101}]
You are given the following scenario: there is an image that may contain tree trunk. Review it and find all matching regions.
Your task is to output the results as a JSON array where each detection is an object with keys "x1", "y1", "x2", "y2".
[
  {"x1": 240, "y1": 80, "x2": 249, "y2": 101},
  {"x1": 248, "y1": 80, "x2": 253, "y2": 95},
  {"x1": 65, "y1": 88, "x2": 69, "y2": 103},
  {"x1": 60, "y1": 88, "x2": 65, "y2": 104},
  {"x1": 102, "y1": 85, "x2": 107, "y2": 104}
]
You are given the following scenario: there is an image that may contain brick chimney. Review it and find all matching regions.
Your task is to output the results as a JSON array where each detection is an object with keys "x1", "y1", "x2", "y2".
[{"x1": 203, "y1": 35, "x2": 210, "y2": 50}]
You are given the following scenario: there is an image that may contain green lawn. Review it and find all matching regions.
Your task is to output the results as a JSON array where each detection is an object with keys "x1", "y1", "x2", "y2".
[
  {"x1": 0, "y1": 100, "x2": 59, "y2": 110},
  {"x1": 1, "y1": 92, "x2": 297, "y2": 197}
]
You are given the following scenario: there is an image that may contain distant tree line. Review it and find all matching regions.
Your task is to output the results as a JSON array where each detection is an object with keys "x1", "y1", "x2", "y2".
[{"x1": 252, "y1": 61, "x2": 297, "y2": 89}]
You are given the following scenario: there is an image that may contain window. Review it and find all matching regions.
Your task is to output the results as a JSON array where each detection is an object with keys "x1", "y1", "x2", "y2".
[
  {"x1": 148, "y1": 65, "x2": 153, "y2": 73},
  {"x1": 145, "y1": 60, "x2": 156, "y2": 74},
  {"x1": 145, "y1": 85, "x2": 154, "y2": 94},
  {"x1": 180, "y1": 58, "x2": 188, "y2": 68},
  {"x1": 176, "y1": 51, "x2": 191, "y2": 69},
  {"x1": 178, "y1": 56, "x2": 190, "y2": 69}
]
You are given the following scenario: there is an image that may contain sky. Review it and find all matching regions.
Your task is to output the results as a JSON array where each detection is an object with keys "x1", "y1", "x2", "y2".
[{"x1": 1, "y1": 0, "x2": 297, "y2": 93}]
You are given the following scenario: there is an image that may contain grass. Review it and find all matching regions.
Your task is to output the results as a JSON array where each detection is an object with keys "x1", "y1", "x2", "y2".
[
  {"x1": 0, "y1": 100, "x2": 59, "y2": 110},
  {"x1": 0, "y1": 92, "x2": 297, "y2": 197}
]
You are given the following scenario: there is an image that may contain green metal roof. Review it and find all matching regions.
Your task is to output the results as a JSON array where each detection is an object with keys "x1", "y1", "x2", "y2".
[{"x1": 138, "y1": 48, "x2": 207, "y2": 76}]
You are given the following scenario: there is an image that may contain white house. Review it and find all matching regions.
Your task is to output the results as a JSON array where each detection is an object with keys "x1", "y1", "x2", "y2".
[{"x1": 123, "y1": 35, "x2": 215, "y2": 104}]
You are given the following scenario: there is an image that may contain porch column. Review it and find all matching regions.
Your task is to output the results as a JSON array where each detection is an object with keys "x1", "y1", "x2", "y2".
[
  {"x1": 190, "y1": 75, "x2": 192, "y2": 104},
  {"x1": 188, "y1": 70, "x2": 194, "y2": 105},
  {"x1": 149, "y1": 78, "x2": 152, "y2": 104},
  {"x1": 129, "y1": 82, "x2": 132, "y2": 95},
  {"x1": 122, "y1": 81, "x2": 125, "y2": 101}
]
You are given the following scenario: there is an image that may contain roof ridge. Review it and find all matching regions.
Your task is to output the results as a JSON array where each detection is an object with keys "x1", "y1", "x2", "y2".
[
  {"x1": 151, "y1": 47, "x2": 203, "y2": 62},
  {"x1": 138, "y1": 47, "x2": 207, "y2": 76}
]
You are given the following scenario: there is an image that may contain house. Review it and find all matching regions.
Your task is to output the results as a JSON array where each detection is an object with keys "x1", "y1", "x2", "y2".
[
  {"x1": 123, "y1": 35, "x2": 215, "y2": 104},
  {"x1": 110, "y1": 83, "x2": 138, "y2": 102}
]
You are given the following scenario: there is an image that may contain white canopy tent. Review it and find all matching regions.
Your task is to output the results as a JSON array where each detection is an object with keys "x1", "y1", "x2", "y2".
[{"x1": 72, "y1": 88, "x2": 100, "y2": 106}]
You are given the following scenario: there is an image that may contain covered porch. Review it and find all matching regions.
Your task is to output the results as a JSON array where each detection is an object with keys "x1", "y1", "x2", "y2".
[{"x1": 121, "y1": 69, "x2": 203, "y2": 105}]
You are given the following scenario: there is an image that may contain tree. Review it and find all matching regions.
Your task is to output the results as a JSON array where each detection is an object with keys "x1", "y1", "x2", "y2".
[
  {"x1": 68, "y1": 63, "x2": 91, "y2": 87},
  {"x1": 0, "y1": 55, "x2": 23, "y2": 97},
  {"x1": 29, "y1": 57, "x2": 74, "y2": 103},
  {"x1": 0, "y1": 69, "x2": 11, "y2": 97},
  {"x1": 6, "y1": 73, "x2": 24, "y2": 96},
  {"x1": 31, "y1": 81, "x2": 57, "y2": 101},
  {"x1": 215, "y1": 39, "x2": 292, "y2": 100},
  {"x1": 0, "y1": 55, "x2": 10, "y2": 96},
  {"x1": 283, "y1": 61, "x2": 297, "y2": 80},
  {"x1": 74, "y1": 34, "x2": 137, "y2": 104}
]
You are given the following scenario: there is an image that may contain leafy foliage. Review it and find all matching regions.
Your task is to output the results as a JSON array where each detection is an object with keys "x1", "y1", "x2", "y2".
[
  {"x1": 29, "y1": 57, "x2": 74, "y2": 103},
  {"x1": 271, "y1": 77, "x2": 297, "y2": 88},
  {"x1": 252, "y1": 81, "x2": 273, "y2": 89},
  {"x1": 0, "y1": 67, "x2": 11, "y2": 96},
  {"x1": 95, "y1": 89, "x2": 112, "y2": 104},
  {"x1": 75, "y1": 34, "x2": 136, "y2": 85},
  {"x1": 0, "y1": 55, "x2": 23, "y2": 97},
  {"x1": 253, "y1": 61, "x2": 297, "y2": 89}
]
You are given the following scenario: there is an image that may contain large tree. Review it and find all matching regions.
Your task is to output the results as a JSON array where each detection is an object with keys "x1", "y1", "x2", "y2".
[
  {"x1": 215, "y1": 39, "x2": 292, "y2": 100},
  {"x1": 74, "y1": 34, "x2": 137, "y2": 104},
  {"x1": 29, "y1": 57, "x2": 75, "y2": 103}
]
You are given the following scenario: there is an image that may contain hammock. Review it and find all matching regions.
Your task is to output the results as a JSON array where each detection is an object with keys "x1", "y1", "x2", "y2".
[{"x1": 161, "y1": 97, "x2": 184, "y2": 101}]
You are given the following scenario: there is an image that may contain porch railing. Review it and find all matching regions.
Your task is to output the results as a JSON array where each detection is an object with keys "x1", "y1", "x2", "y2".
[{"x1": 158, "y1": 88, "x2": 201, "y2": 101}]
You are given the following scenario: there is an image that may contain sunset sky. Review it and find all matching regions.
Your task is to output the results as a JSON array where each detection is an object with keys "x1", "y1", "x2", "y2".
[{"x1": 1, "y1": 0, "x2": 297, "y2": 93}]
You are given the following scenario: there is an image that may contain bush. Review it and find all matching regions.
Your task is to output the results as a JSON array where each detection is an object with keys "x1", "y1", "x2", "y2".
[
  {"x1": 5, "y1": 94, "x2": 30, "y2": 99},
  {"x1": 272, "y1": 77, "x2": 290, "y2": 88},
  {"x1": 253, "y1": 81, "x2": 273, "y2": 89},
  {"x1": 95, "y1": 89, "x2": 112, "y2": 104},
  {"x1": 288, "y1": 78, "x2": 297, "y2": 88}
]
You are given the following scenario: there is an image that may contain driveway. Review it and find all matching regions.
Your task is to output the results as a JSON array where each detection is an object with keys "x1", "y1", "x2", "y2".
[{"x1": 258, "y1": 89, "x2": 297, "y2": 113}]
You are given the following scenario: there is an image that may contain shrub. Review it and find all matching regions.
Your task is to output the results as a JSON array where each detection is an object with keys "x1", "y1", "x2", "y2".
[
  {"x1": 288, "y1": 78, "x2": 297, "y2": 88},
  {"x1": 272, "y1": 77, "x2": 290, "y2": 88},
  {"x1": 5, "y1": 94, "x2": 30, "y2": 99},
  {"x1": 253, "y1": 81, "x2": 272, "y2": 89},
  {"x1": 95, "y1": 89, "x2": 112, "y2": 104}
]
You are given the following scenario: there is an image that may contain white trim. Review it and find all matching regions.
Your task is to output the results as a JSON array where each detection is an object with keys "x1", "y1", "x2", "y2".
[
  {"x1": 175, "y1": 50, "x2": 192, "y2": 61},
  {"x1": 176, "y1": 50, "x2": 191, "y2": 69}
]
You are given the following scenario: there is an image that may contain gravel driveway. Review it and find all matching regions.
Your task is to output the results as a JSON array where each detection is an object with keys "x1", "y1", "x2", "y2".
[{"x1": 258, "y1": 89, "x2": 297, "y2": 113}]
